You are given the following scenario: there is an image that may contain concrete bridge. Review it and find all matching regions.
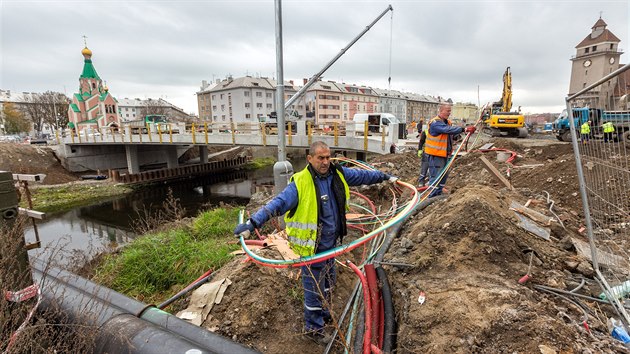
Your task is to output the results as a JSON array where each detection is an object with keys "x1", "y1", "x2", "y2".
[{"x1": 54, "y1": 121, "x2": 404, "y2": 174}]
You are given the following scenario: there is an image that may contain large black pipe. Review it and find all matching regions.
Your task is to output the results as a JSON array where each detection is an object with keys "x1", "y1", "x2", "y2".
[
  {"x1": 352, "y1": 196, "x2": 446, "y2": 352},
  {"x1": 376, "y1": 266, "x2": 396, "y2": 354},
  {"x1": 31, "y1": 259, "x2": 259, "y2": 354}
]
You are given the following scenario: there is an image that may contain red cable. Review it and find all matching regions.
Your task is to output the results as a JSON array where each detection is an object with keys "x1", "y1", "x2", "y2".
[
  {"x1": 365, "y1": 264, "x2": 381, "y2": 348},
  {"x1": 348, "y1": 261, "x2": 372, "y2": 354}
]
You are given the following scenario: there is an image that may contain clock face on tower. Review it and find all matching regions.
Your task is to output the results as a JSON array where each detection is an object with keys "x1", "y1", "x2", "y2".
[
  {"x1": 583, "y1": 60, "x2": 592, "y2": 67},
  {"x1": 610, "y1": 57, "x2": 616, "y2": 65}
]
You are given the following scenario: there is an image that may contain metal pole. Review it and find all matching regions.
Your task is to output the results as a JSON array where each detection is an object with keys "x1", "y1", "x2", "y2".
[
  {"x1": 275, "y1": 0, "x2": 287, "y2": 162},
  {"x1": 283, "y1": 4, "x2": 393, "y2": 110},
  {"x1": 273, "y1": 0, "x2": 293, "y2": 195}
]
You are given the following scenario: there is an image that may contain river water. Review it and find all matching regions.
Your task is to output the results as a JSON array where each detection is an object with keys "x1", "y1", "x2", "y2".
[{"x1": 25, "y1": 162, "x2": 303, "y2": 265}]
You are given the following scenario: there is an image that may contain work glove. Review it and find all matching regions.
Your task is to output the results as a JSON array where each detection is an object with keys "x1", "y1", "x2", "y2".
[
  {"x1": 384, "y1": 174, "x2": 399, "y2": 184},
  {"x1": 417, "y1": 150, "x2": 423, "y2": 157},
  {"x1": 465, "y1": 126, "x2": 476, "y2": 134},
  {"x1": 234, "y1": 220, "x2": 255, "y2": 238}
]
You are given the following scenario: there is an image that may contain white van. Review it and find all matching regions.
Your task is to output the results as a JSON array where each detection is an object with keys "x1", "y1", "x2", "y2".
[{"x1": 352, "y1": 113, "x2": 399, "y2": 133}]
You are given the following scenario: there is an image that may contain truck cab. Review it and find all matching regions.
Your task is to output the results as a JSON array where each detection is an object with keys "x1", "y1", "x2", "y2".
[{"x1": 552, "y1": 107, "x2": 600, "y2": 142}]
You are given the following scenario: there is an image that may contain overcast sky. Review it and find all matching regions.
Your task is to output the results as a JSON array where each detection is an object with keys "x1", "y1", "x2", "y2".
[{"x1": 1, "y1": 0, "x2": 628, "y2": 115}]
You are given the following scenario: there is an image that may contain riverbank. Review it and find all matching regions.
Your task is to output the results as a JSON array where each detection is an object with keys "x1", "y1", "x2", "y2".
[
  {"x1": 25, "y1": 181, "x2": 132, "y2": 213},
  {"x1": 92, "y1": 207, "x2": 241, "y2": 305}
]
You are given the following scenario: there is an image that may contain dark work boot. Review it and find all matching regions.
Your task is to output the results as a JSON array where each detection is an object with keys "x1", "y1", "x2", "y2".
[{"x1": 304, "y1": 330, "x2": 333, "y2": 346}]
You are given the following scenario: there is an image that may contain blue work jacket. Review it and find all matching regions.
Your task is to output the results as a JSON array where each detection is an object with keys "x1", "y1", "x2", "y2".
[
  {"x1": 250, "y1": 165, "x2": 387, "y2": 252},
  {"x1": 428, "y1": 118, "x2": 463, "y2": 157}
]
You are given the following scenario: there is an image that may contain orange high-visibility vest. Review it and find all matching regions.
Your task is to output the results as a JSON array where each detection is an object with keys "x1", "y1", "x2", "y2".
[{"x1": 424, "y1": 116, "x2": 451, "y2": 157}]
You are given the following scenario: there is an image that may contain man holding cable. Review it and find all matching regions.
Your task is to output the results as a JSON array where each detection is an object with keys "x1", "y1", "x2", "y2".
[
  {"x1": 425, "y1": 102, "x2": 476, "y2": 197},
  {"x1": 234, "y1": 141, "x2": 398, "y2": 345}
]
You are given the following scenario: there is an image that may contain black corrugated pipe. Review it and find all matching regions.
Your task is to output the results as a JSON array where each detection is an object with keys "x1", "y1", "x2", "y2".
[
  {"x1": 353, "y1": 300, "x2": 365, "y2": 354},
  {"x1": 376, "y1": 266, "x2": 396, "y2": 354},
  {"x1": 31, "y1": 259, "x2": 259, "y2": 354}
]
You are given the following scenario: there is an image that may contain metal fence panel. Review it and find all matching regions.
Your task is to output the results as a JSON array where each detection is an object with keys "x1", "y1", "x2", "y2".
[{"x1": 566, "y1": 63, "x2": 630, "y2": 326}]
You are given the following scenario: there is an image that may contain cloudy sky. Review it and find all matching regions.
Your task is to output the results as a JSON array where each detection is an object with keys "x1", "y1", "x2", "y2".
[{"x1": 1, "y1": 0, "x2": 628, "y2": 115}]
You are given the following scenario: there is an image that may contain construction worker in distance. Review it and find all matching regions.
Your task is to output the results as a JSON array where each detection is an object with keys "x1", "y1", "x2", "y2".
[
  {"x1": 580, "y1": 120, "x2": 591, "y2": 144},
  {"x1": 234, "y1": 141, "x2": 398, "y2": 346},
  {"x1": 602, "y1": 121, "x2": 615, "y2": 143},
  {"x1": 417, "y1": 127, "x2": 429, "y2": 186},
  {"x1": 425, "y1": 102, "x2": 475, "y2": 197}
]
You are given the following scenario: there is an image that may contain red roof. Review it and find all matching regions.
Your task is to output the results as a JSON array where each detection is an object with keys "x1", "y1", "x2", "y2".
[
  {"x1": 591, "y1": 18, "x2": 607, "y2": 29},
  {"x1": 575, "y1": 29, "x2": 620, "y2": 48}
]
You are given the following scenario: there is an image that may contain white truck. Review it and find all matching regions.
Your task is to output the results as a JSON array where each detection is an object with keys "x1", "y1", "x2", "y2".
[{"x1": 352, "y1": 113, "x2": 399, "y2": 134}]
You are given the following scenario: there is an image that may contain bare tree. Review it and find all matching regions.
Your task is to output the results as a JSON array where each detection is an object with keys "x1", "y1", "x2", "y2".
[
  {"x1": 19, "y1": 92, "x2": 70, "y2": 134},
  {"x1": 136, "y1": 98, "x2": 167, "y2": 120},
  {"x1": 19, "y1": 94, "x2": 46, "y2": 134},
  {"x1": 39, "y1": 91, "x2": 70, "y2": 131}
]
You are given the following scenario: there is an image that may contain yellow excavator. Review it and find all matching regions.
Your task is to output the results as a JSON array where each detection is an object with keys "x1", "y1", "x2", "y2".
[{"x1": 482, "y1": 67, "x2": 528, "y2": 138}]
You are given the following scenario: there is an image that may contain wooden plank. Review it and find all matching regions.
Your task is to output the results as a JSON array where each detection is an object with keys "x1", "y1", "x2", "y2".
[
  {"x1": 510, "y1": 201, "x2": 553, "y2": 226},
  {"x1": 19, "y1": 207, "x2": 46, "y2": 220},
  {"x1": 479, "y1": 143, "x2": 495, "y2": 150},
  {"x1": 479, "y1": 155, "x2": 513, "y2": 190},
  {"x1": 12, "y1": 173, "x2": 46, "y2": 182},
  {"x1": 266, "y1": 231, "x2": 299, "y2": 260}
]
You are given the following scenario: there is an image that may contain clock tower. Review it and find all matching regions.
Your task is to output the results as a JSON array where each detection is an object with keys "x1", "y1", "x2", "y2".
[{"x1": 568, "y1": 17, "x2": 623, "y2": 109}]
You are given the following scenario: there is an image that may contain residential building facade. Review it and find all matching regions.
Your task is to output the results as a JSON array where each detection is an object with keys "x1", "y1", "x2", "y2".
[
  {"x1": 451, "y1": 102, "x2": 479, "y2": 124},
  {"x1": 372, "y1": 88, "x2": 407, "y2": 122},
  {"x1": 117, "y1": 97, "x2": 192, "y2": 122},
  {"x1": 304, "y1": 80, "x2": 343, "y2": 124},
  {"x1": 406, "y1": 93, "x2": 440, "y2": 125},
  {"x1": 338, "y1": 83, "x2": 378, "y2": 122}
]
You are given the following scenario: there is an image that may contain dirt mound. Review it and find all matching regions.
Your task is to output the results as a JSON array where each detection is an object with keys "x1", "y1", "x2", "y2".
[
  {"x1": 181, "y1": 136, "x2": 629, "y2": 353},
  {"x1": 0, "y1": 143, "x2": 79, "y2": 185}
]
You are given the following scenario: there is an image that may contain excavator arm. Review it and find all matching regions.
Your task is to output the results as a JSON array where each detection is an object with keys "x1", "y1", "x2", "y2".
[{"x1": 502, "y1": 67, "x2": 513, "y2": 113}]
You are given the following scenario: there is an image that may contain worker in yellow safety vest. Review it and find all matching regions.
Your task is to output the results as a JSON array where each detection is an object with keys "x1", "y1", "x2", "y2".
[
  {"x1": 602, "y1": 121, "x2": 615, "y2": 143},
  {"x1": 234, "y1": 141, "x2": 398, "y2": 346},
  {"x1": 580, "y1": 120, "x2": 591, "y2": 143}
]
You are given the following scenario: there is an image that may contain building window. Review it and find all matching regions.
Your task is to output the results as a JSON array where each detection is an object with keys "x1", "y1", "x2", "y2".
[
  {"x1": 212, "y1": 105, "x2": 217, "y2": 110},
  {"x1": 610, "y1": 44, "x2": 614, "y2": 50},
  {"x1": 212, "y1": 95, "x2": 216, "y2": 100},
  {"x1": 256, "y1": 103, "x2": 263, "y2": 108},
  {"x1": 266, "y1": 92, "x2": 272, "y2": 98},
  {"x1": 245, "y1": 103, "x2": 250, "y2": 108},
  {"x1": 221, "y1": 104, "x2": 225, "y2": 111},
  {"x1": 244, "y1": 91, "x2": 250, "y2": 97},
  {"x1": 266, "y1": 104, "x2": 272, "y2": 109},
  {"x1": 246, "y1": 114, "x2": 251, "y2": 119},
  {"x1": 583, "y1": 83, "x2": 587, "y2": 88},
  {"x1": 592, "y1": 45, "x2": 597, "y2": 52},
  {"x1": 585, "y1": 70, "x2": 588, "y2": 76},
  {"x1": 213, "y1": 115, "x2": 217, "y2": 120},
  {"x1": 222, "y1": 115, "x2": 226, "y2": 121},
  {"x1": 257, "y1": 114, "x2": 263, "y2": 118},
  {"x1": 256, "y1": 92, "x2": 262, "y2": 97},
  {"x1": 298, "y1": 105, "x2": 303, "y2": 109},
  {"x1": 126, "y1": 114, "x2": 129, "y2": 117}
]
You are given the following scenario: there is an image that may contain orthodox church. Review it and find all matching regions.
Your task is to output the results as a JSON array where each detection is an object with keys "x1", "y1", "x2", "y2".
[{"x1": 67, "y1": 44, "x2": 121, "y2": 131}]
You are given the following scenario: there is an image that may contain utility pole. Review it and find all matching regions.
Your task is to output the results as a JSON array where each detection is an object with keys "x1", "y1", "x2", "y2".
[{"x1": 272, "y1": 0, "x2": 294, "y2": 194}]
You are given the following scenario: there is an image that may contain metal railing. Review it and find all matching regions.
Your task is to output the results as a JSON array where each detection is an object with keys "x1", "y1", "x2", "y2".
[
  {"x1": 566, "y1": 62, "x2": 630, "y2": 327},
  {"x1": 55, "y1": 120, "x2": 406, "y2": 154}
]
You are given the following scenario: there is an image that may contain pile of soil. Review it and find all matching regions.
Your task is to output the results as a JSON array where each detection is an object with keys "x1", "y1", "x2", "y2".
[
  {"x1": 186, "y1": 136, "x2": 630, "y2": 353},
  {"x1": 0, "y1": 143, "x2": 79, "y2": 185}
]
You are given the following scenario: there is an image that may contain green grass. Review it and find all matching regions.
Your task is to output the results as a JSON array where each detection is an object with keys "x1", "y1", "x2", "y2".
[
  {"x1": 93, "y1": 207, "x2": 241, "y2": 303},
  {"x1": 26, "y1": 183, "x2": 131, "y2": 213},
  {"x1": 245, "y1": 156, "x2": 276, "y2": 170}
]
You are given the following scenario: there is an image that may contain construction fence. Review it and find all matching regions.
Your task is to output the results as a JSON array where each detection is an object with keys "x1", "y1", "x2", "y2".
[{"x1": 566, "y1": 62, "x2": 630, "y2": 326}]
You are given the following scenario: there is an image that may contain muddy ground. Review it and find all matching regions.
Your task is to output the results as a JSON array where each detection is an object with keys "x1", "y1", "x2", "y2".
[{"x1": 182, "y1": 135, "x2": 630, "y2": 354}]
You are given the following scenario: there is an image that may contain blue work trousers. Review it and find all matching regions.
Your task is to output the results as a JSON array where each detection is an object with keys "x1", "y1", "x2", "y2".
[
  {"x1": 301, "y1": 258, "x2": 335, "y2": 332},
  {"x1": 428, "y1": 155, "x2": 449, "y2": 197}
]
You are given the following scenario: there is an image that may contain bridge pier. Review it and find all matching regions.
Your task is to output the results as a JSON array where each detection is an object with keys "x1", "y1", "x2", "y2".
[
  {"x1": 165, "y1": 146, "x2": 179, "y2": 169},
  {"x1": 125, "y1": 145, "x2": 140, "y2": 174},
  {"x1": 199, "y1": 146, "x2": 208, "y2": 164}
]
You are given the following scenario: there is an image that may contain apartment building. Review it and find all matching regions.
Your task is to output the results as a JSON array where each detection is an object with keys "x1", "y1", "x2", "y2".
[
  {"x1": 372, "y1": 88, "x2": 407, "y2": 122},
  {"x1": 451, "y1": 102, "x2": 478, "y2": 123},
  {"x1": 337, "y1": 83, "x2": 378, "y2": 121},
  {"x1": 117, "y1": 97, "x2": 192, "y2": 122},
  {"x1": 304, "y1": 80, "x2": 343, "y2": 124},
  {"x1": 406, "y1": 93, "x2": 440, "y2": 124},
  {"x1": 197, "y1": 76, "x2": 306, "y2": 124}
]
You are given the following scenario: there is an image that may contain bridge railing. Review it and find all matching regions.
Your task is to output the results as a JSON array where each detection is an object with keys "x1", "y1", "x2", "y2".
[{"x1": 57, "y1": 120, "x2": 402, "y2": 154}]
